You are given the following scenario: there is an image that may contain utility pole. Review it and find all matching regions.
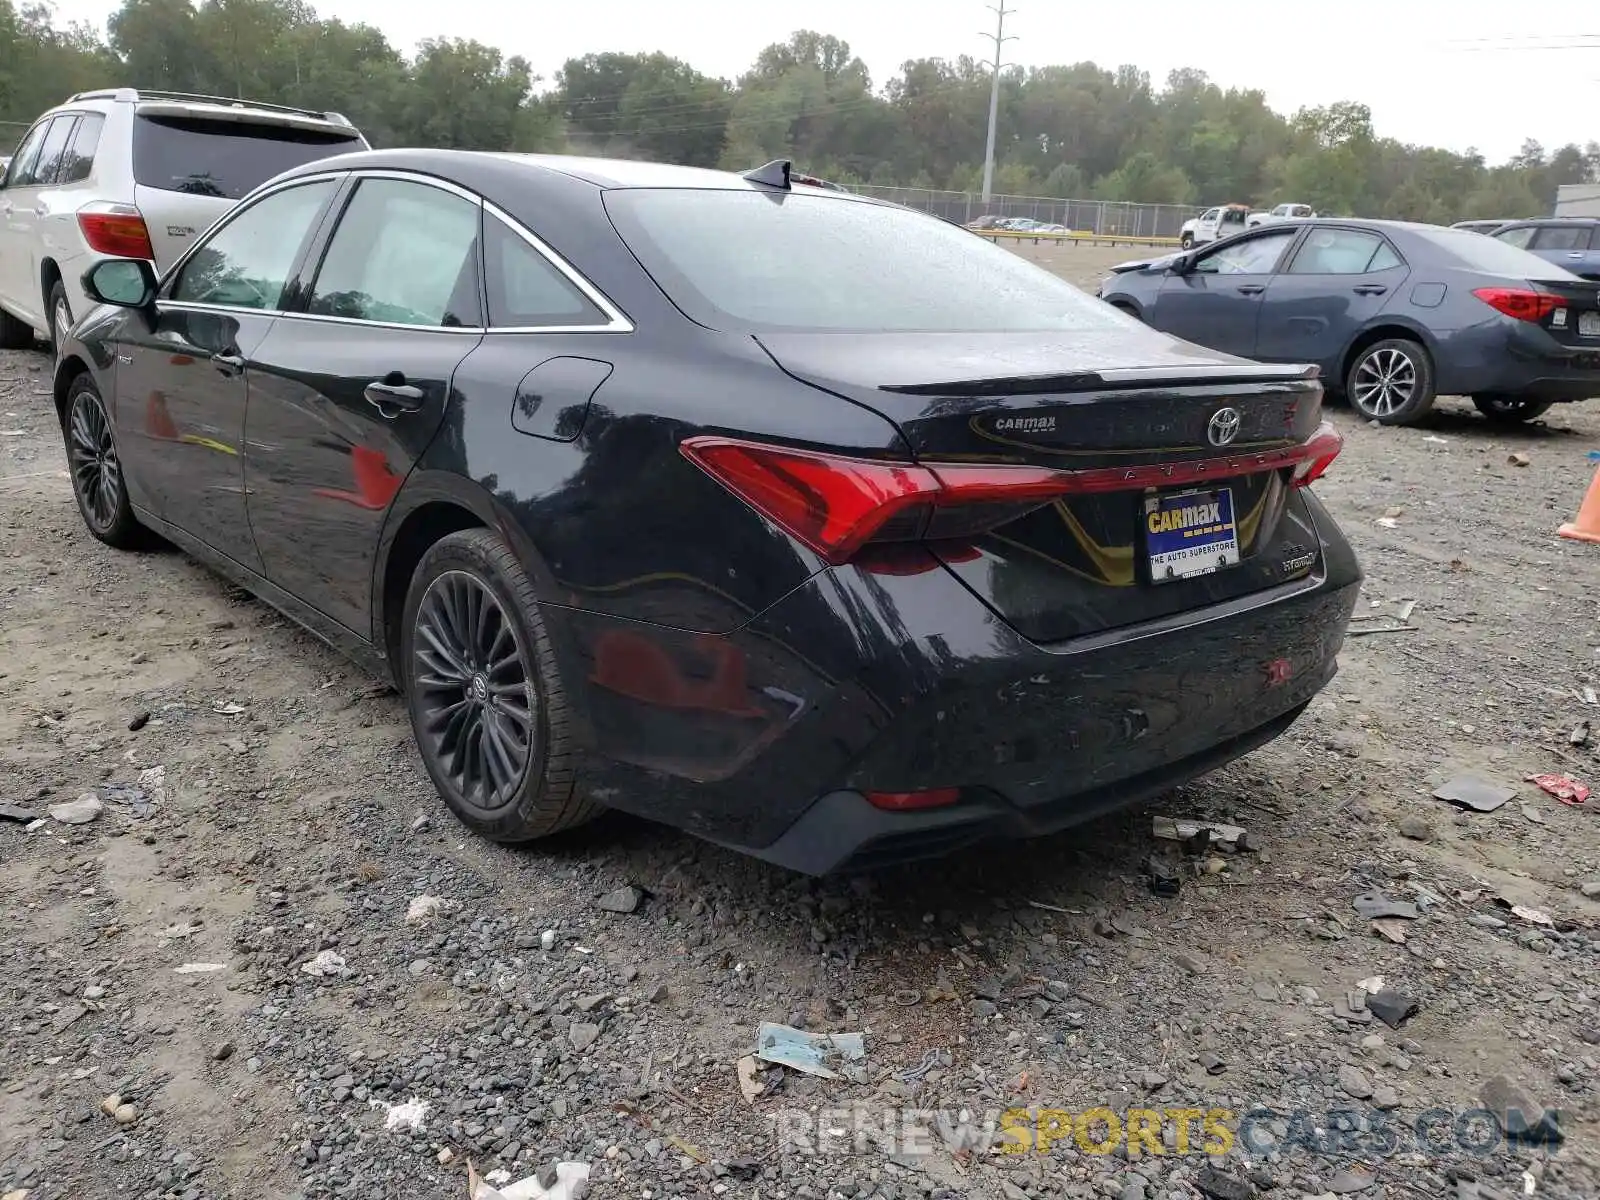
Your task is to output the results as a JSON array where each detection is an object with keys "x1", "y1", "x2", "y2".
[{"x1": 979, "y1": 2, "x2": 1016, "y2": 204}]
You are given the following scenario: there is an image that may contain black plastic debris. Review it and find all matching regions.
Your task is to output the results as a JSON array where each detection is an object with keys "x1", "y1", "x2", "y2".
[
  {"x1": 1365, "y1": 989, "x2": 1420, "y2": 1029},
  {"x1": 1195, "y1": 1164, "x2": 1255, "y2": 1200},
  {"x1": 1147, "y1": 855, "x2": 1182, "y2": 896}
]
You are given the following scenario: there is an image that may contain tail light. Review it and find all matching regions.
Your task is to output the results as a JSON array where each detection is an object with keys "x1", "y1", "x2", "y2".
[
  {"x1": 78, "y1": 204, "x2": 155, "y2": 260},
  {"x1": 1472, "y1": 287, "x2": 1563, "y2": 323},
  {"x1": 681, "y1": 422, "x2": 1344, "y2": 566}
]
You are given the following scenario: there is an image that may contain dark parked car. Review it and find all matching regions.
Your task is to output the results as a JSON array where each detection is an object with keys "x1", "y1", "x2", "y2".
[
  {"x1": 1451, "y1": 219, "x2": 1520, "y2": 236},
  {"x1": 1098, "y1": 219, "x2": 1600, "y2": 425},
  {"x1": 1491, "y1": 218, "x2": 1600, "y2": 281},
  {"x1": 54, "y1": 149, "x2": 1358, "y2": 874}
]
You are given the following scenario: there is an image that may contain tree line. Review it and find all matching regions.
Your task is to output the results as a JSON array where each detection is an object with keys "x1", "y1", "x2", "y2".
[{"x1": 3, "y1": 0, "x2": 1596, "y2": 222}]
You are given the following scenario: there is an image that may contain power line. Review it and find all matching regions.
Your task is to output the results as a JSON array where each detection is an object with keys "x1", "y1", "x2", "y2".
[{"x1": 979, "y1": 2, "x2": 1016, "y2": 203}]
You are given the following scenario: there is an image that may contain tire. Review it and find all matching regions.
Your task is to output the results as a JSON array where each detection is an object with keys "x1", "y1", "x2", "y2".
[
  {"x1": 0, "y1": 305, "x2": 33, "y2": 350},
  {"x1": 1345, "y1": 337, "x2": 1436, "y2": 426},
  {"x1": 400, "y1": 528, "x2": 597, "y2": 843},
  {"x1": 62, "y1": 373, "x2": 146, "y2": 549},
  {"x1": 1473, "y1": 395, "x2": 1553, "y2": 424},
  {"x1": 47, "y1": 279, "x2": 71, "y2": 358},
  {"x1": 1180, "y1": 233, "x2": 1194, "y2": 250}
]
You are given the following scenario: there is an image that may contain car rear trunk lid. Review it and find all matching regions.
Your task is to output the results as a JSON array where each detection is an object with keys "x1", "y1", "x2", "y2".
[{"x1": 756, "y1": 330, "x2": 1333, "y2": 643}]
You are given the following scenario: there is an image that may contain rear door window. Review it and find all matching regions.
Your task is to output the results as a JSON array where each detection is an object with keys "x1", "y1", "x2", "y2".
[
  {"x1": 31, "y1": 116, "x2": 79, "y2": 187},
  {"x1": 1287, "y1": 229, "x2": 1403, "y2": 274},
  {"x1": 132, "y1": 114, "x2": 363, "y2": 200},
  {"x1": 59, "y1": 114, "x2": 104, "y2": 184},
  {"x1": 1531, "y1": 225, "x2": 1593, "y2": 251},
  {"x1": 306, "y1": 178, "x2": 482, "y2": 328}
]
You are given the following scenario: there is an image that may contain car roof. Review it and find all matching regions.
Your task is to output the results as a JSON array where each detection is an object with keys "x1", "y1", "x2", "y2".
[
  {"x1": 272, "y1": 147, "x2": 870, "y2": 199},
  {"x1": 1496, "y1": 216, "x2": 1600, "y2": 227}
]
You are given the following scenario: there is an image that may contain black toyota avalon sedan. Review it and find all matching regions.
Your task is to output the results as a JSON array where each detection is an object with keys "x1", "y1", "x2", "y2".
[{"x1": 54, "y1": 149, "x2": 1359, "y2": 874}]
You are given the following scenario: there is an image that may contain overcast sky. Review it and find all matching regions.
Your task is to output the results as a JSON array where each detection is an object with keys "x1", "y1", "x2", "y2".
[{"x1": 45, "y1": 0, "x2": 1600, "y2": 163}]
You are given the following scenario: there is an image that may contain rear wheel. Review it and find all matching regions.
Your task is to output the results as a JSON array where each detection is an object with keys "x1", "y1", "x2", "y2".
[
  {"x1": 47, "y1": 279, "x2": 72, "y2": 359},
  {"x1": 401, "y1": 529, "x2": 597, "y2": 843},
  {"x1": 63, "y1": 373, "x2": 144, "y2": 548},
  {"x1": 1346, "y1": 338, "x2": 1436, "y2": 426},
  {"x1": 0, "y1": 305, "x2": 33, "y2": 350},
  {"x1": 1473, "y1": 395, "x2": 1553, "y2": 424}
]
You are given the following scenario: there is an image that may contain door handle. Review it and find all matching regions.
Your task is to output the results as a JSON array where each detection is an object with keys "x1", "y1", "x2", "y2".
[
  {"x1": 1236, "y1": 284, "x2": 1265, "y2": 295},
  {"x1": 364, "y1": 380, "x2": 426, "y2": 418},
  {"x1": 1353, "y1": 284, "x2": 1388, "y2": 295},
  {"x1": 211, "y1": 353, "x2": 245, "y2": 376}
]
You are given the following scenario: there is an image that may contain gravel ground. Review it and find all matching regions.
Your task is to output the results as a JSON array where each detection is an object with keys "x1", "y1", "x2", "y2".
[{"x1": 2, "y1": 242, "x2": 1599, "y2": 1200}]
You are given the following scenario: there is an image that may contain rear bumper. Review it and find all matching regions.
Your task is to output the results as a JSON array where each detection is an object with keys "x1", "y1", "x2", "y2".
[
  {"x1": 1437, "y1": 323, "x2": 1600, "y2": 401},
  {"x1": 741, "y1": 701, "x2": 1313, "y2": 874},
  {"x1": 551, "y1": 491, "x2": 1360, "y2": 874}
]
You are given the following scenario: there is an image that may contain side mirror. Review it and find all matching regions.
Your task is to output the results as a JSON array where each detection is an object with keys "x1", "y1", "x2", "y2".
[
  {"x1": 1168, "y1": 253, "x2": 1194, "y2": 275},
  {"x1": 83, "y1": 258, "x2": 157, "y2": 309}
]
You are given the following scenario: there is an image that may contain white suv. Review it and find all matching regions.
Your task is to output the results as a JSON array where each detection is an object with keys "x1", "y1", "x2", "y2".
[{"x1": 0, "y1": 88, "x2": 368, "y2": 352}]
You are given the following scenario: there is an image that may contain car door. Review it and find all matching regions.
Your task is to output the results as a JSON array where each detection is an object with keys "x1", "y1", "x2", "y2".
[
  {"x1": 1254, "y1": 227, "x2": 1410, "y2": 373},
  {"x1": 1529, "y1": 223, "x2": 1599, "y2": 279},
  {"x1": 0, "y1": 117, "x2": 61, "y2": 323},
  {"x1": 243, "y1": 173, "x2": 486, "y2": 634},
  {"x1": 1195, "y1": 208, "x2": 1220, "y2": 242},
  {"x1": 112, "y1": 175, "x2": 342, "y2": 567},
  {"x1": 1150, "y1": 227, "x2": 1299, "y2": 357}
]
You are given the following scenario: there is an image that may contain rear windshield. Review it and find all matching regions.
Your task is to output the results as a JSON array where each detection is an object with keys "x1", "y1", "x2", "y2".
[
  {"x1": 603, "y1": 188, "x2": 1124, "y2": 333},
  {"x1": 132, "y1": 115, "x2": 363, "y2": 200},
  {"x1": 1414, "y1": 225, "x2": 1580, "y2": 279}
]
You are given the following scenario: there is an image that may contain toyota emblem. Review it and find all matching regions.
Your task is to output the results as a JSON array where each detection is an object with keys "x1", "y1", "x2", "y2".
[{"x1": 1207, "y1": 406, "x2": 1242, "y2": 447}]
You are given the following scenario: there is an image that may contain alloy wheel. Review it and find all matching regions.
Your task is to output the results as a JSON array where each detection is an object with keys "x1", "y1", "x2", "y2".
[
  {"x1": 1351, "y1": 347, "x2": 1417, "y2": 418},
  {"x1": 412, "y1": 570, "x2": 536, "y2": 813},
  {"x1": 53, "y1": 297, "x2": 71, "y2": 359},
  {"x1": 68, "y1": 389, "x2": 121, "y2": 532}
]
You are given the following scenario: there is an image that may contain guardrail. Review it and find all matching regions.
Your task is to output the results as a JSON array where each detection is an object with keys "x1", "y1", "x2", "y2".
[{"x1": 977, "y1": 229, "x2": 1183, "y2": 249}]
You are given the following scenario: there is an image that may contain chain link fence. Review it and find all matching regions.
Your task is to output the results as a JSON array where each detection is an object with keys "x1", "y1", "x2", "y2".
[{"x1": 844, "y1": 185, "x2": 1194, "y2": 239}]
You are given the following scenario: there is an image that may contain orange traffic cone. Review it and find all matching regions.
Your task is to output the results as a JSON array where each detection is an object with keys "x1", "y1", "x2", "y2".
[{"x1": 1559, "y1": 451, "x2": 1600, "y2": 544}]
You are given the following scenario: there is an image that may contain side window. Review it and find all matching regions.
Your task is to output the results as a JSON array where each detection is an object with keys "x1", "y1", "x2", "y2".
[
  {"x1": 1494, "y1": 226, "x2": 1536, "y2": 250},
  {"x1": 169, "y1": 179, "x2": 336, "y2": 309},
  {"x1": 1368, "y1": 241, "x2": 1403, "y2": 271},
  {"x1": 4, "y1": 120, "x2": 52, "y2": 187},
  {"x1": 31, "y1": 116, "x2": 79, "y2": 187},
  {"x1": 59, "y1": 114, "x2": 104, "y2": 184},
  {"x1": 307, "y1": 178, "x2": 482, "y2": 327},
  {"x1": 1531, "y1": 225, "x2": 1589, "y2": 251},
  {"x1": 1201, "y1": 208, "x2": 1220, "y2": 221},
  {"x1": 1287, "y1": 229, "x2": 1390, "y2": 275},
  {"x1": 484, "y1": 215, "x2": 607, "y2": 328},
  {"x1": 1193, "y1": 230, "x2": 1295, "y2": 275}
]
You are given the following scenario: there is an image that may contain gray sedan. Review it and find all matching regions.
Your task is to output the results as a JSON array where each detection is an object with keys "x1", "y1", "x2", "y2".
[{"x1": 1096, "y1": 219, "x2": 1600, "y2": 425}]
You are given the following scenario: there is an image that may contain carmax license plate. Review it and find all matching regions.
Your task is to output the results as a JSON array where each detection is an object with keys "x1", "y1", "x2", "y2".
[
  {"x1": 1145, "y1": 487, "x2": 1240, "y2": 583},
  {"x1": 1580, "y1": 311, "x2": 1600, "y2": 338}
]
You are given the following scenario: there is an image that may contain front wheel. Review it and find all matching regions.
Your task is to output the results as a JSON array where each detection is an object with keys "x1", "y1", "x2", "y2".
[
  {"x1": 1346, "y1": 338, "x2": 1436, "y2": 425},
  {"x1": 63, "y1": 374, "x2": 145, "y2": 548},
  {"x1": 400, "y1": 528, "x2": 597, "y2": 843},
  {"x1": 1179, "y1": 233, "x2": 1194, "y2": 250},
  {"x1": 1473, "y1": 395, "x2": 1553, "y2": 424}
]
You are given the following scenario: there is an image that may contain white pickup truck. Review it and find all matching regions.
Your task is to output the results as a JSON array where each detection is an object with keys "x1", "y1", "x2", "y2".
[
  {"x1": 1248, "y1": 202, "x2": 1317, "y2": 227},
  {"x1": 1177, "y1": 203, "x2": 1251, "y2": 249}
]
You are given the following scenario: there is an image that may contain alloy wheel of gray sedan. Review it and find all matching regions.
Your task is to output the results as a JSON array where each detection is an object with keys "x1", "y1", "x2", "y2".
[
  {"x1": 1351, "y1": 348, "x2": 1416, "y2": 417},
  {"x1": 1345, "y1": 337, "x2": 1436, "y2": 426}
]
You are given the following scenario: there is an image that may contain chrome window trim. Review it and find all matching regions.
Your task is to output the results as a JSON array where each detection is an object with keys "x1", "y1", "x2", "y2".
[{"x1": 480, "y1": 198, "x2": 634, "y2": 334}]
